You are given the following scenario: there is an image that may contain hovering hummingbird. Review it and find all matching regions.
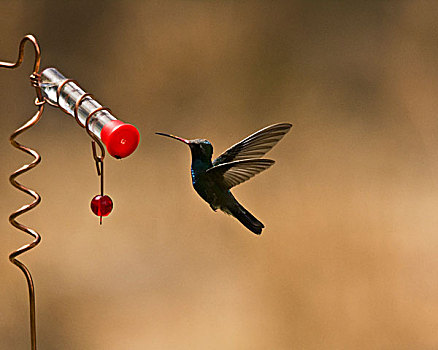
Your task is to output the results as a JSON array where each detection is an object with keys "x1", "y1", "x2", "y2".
[{"x1": 156, "y1": 123, "x2": 292, "y2": 235}]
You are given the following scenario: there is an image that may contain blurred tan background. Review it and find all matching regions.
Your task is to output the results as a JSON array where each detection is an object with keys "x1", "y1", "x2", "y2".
[{"x1": 1, "y1": 1, "x2": 438, "y2": 349}]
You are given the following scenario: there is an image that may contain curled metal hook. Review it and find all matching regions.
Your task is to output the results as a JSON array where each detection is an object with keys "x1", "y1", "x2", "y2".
[
  {"x1": 86, "y1": 108, "x2": 106, "y2": 183},
  {"x1": 0, "y1": 34, "x2": 41, "y2": 72},
  {"x1": 91, "y1": 142, "x2": 103, "y2": 176},
  {"x1": 86, "y1": 109, "x2": 108, "y2": 224},
  {"x1": 1, "y1": 34, "x2": 43, "y2": 350},
  {"x1": 0, "y1": 34, "x2": 43, "y2": 102}
]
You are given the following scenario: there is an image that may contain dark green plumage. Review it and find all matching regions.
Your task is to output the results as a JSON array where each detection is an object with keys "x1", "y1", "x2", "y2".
[{"x1": 156, "y1": 123, "x2": 292, "y2": 234}]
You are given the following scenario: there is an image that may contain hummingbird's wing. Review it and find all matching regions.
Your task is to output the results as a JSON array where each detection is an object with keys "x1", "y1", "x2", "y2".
[
  {"x1": 206, "y1": 159, "x2": 275, "y2": 189},
  {"x1": 212, "y1": 123, "x2": 292, "y2": 166}
]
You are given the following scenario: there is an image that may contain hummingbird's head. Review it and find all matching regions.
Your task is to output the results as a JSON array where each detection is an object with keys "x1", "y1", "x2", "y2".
[
  {"x1": 187, "y1": 139, "x2": 213, "y2": 162},
  {"x1": 155, "y1": 133, "x2": 213, "y2": 161}
]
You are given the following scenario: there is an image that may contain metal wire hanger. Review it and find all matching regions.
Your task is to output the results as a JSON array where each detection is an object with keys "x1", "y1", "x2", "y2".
[{"x1": 1, "y1": 34, "x2": 140, "y2": 350}]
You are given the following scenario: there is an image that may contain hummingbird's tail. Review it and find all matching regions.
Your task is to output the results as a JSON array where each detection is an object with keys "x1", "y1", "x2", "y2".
[{"x1": 228, "y1": 200, "x2": 264, "y2": 235}]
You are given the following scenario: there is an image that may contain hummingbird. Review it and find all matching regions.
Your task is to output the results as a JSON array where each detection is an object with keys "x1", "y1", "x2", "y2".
[{"x1": 156, "y1": 123, "x2": 292, "y2": 235}]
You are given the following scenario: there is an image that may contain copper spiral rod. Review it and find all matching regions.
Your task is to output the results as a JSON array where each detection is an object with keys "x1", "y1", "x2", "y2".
[
  {"x1": 1, "y1": 34, "x2": 44, "y2": 350},
  {"x1": 8, "y1": 106, "x2": 43, "y2": 349}
]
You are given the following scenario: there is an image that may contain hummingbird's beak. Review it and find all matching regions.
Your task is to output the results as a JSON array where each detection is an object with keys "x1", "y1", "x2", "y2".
[{"x1": 155, "y1": 132, "x2": 190, "y2": 145}]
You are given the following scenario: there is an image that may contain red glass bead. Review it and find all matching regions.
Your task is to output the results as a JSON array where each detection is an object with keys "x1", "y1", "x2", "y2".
[{"x1": 91, "y1": 195, "x2": 113, "y2": 217}]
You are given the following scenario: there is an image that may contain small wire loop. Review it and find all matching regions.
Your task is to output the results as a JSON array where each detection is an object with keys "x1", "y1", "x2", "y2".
[
  {"x1": 43, "y1": 98, "x2": 59, "y2": 107},
  {"x1": 56, "y1": 79, "x2": 76, "y2": 105},
  {"x1": 85, "y1": 107, "x2": 111, "y2": 161},
  {"x1": 74, "y1": 93, "x2": 94, "y2": 128},
  {"x1": 34, "y1": 97, "x2": 45, "y2": 106},
  {"x1": 29, "y1": 73, "x2": 41, "y2": 88},
  {"x1": 91, "y1": 142, "x2": 103, "y2": 176},
  {"x1": 56, "y1": 79, "x2": 78, "y2": 114}
]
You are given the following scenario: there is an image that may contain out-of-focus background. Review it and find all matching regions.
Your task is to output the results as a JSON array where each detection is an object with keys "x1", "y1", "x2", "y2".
[{"x1": 1, "y1": 1, "x2": 438, "y2": 349}]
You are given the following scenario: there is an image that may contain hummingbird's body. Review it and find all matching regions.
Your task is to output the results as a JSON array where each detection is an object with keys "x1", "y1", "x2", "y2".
[{"x1": 156, "y1": 123, "x2": 292, "y2": 235}]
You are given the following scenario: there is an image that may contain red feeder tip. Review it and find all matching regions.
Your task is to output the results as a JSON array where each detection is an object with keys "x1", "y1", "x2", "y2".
[
  {"x1": 101, "y1": 120, "x2": 140, "y2": 159},
  {"x1": 91, "y1": 195, "x2": 113, "y2": 217}
]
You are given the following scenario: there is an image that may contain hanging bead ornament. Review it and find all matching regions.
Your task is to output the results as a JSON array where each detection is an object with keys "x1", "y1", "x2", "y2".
[
  {"x1": 87, "y1": 135, "x2": 113, "y2": 224},
  {"x1": 91, "y1": 195, "x2": 113, "y2": 217}
]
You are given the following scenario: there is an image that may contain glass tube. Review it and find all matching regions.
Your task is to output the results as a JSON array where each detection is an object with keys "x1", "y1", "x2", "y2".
[{"x1": 39, "y1": 67, "x2": 116, "y2": 139}]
